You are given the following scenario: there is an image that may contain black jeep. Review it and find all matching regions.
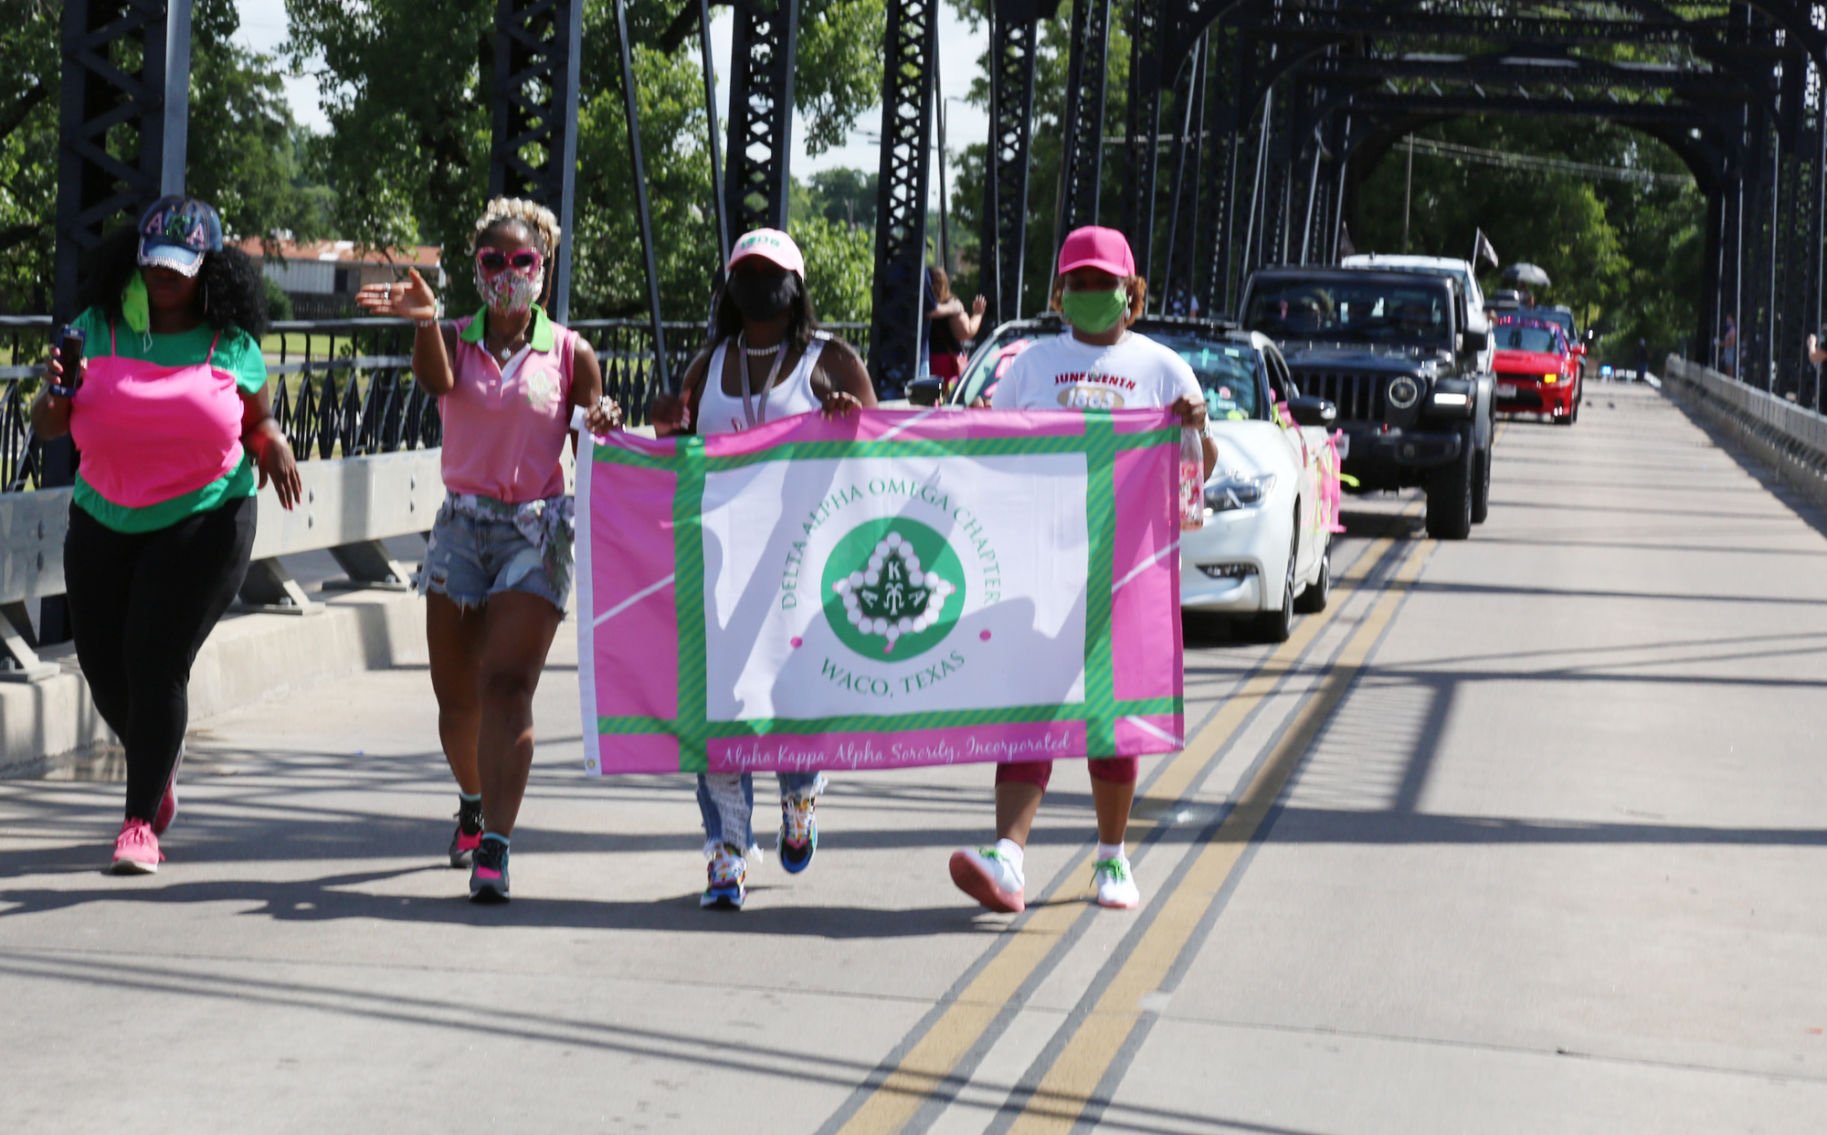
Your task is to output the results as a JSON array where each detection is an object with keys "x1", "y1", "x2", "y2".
[{"x1": 1239, "y1": 267, "x2": 1496, "y2": 539}]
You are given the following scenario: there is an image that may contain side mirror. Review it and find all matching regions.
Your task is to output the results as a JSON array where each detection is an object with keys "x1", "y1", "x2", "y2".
[
  {"x1": 907, "y1": 377, "x2": 944, "y2": 407},
  {"x1": 1287, "y1": 396, "x2": 1337, "y2": 428},
  {"x1": 1572, "y1": 343, "x2": 1588, "y2": 357},
  {"x1": 1461, "y1": 328, "x2": 1488, "y2": 353}
]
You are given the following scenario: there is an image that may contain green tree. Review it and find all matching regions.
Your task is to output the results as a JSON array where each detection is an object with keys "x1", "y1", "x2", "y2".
[
  {"x1": 285, "y1": 0, "x2": 884, "y2": 321},
  {"x1": 0, "y1": 0, "x2": 332, "y2": 311}
]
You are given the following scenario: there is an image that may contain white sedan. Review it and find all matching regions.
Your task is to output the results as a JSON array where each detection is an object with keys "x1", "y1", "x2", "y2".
[{"x1": 1178, "y1": 331, "x2": 1341, "y2": 642}]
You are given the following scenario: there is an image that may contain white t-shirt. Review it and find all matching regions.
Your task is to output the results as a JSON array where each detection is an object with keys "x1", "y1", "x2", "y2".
[{"x1": 990, "y1": 330, "x2": 1201, "y2": 413}]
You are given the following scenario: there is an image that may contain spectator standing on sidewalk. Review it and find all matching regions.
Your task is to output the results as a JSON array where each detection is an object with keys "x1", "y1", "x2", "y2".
[
  {"x1": 29, "y1": 195, "x2": 302, "y2": 874},
  {"x1": 648, "y1": 228, "x2": 876, "y2": 910},
  {"x1": 927, "y1": 266, "x2": 986, "y2": 397},
  {"x1": 356, "y1": 198, "x2": 619, "y2": 903}
]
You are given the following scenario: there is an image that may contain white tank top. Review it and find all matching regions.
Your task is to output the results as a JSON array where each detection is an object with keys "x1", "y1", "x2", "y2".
[{"x1": 697, "y1": 332, "x2": 829, "y2": 437}]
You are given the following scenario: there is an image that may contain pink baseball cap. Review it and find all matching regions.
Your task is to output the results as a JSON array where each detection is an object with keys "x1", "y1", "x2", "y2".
[
  {"x1": 1057, "y1": 225, "x2": 1136, "y2": 278},
  {"x1": 728, "y1": 228, "x2": 805, "y2": 276}
]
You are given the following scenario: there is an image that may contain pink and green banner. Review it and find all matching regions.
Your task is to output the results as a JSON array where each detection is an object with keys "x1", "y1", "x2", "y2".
[{"x1": 574, "y1": 408, "x2": 1185, "y2": 775}]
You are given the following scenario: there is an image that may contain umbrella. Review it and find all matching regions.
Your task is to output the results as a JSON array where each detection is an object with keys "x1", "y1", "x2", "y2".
[{"x1": 1501, "y1": 262, "x2": 1552, "y2": 289}]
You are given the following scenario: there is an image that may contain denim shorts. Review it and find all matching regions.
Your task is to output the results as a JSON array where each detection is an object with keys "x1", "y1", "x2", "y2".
[{"x1": 420, "y1": 499, "x2": 572, "y2": 613}]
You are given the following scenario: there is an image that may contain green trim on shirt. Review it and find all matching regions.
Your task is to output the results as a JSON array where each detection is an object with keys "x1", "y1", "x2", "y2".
[
  {"x1": 71, "y1": 307, "x2": 267, "y2": 394},
  {"x1": 73, "y1": 458, "x2": 256, "y2": 534},
  {"x1": 457, "y1": 304, "x2": 556, "y2": 353}
]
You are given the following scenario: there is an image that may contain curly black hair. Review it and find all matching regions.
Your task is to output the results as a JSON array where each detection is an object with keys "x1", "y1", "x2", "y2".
[{"x1": 77, "y1": 222, "x2": 270, "y2": 338}]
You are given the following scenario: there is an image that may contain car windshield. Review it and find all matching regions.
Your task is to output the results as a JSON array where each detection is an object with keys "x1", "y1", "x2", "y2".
[
  {"x1": 951, "y1": 324, "x2": 1261, "y2": 419},
  {"x1": 1496, "y1": 325, "x2": 1560, "y2": 353},
  {"x1": 1149, "y1": 332, "x2": 1263, "y2": 422},
  {"x1": 1246, "y1": 279, "x2": 1451, "y2": 346}
]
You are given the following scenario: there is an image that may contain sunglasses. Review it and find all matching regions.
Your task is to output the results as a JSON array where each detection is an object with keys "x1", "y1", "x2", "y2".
[{"x1": 475, "y1": 247, "x2": 544, "y2": 274}]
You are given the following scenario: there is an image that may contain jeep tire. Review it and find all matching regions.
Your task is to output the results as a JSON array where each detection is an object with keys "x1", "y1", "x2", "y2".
[
  {"x1": 1425, "y1": 430, "x2": 1475, "y2": 540},
  {"x1": 1470, "y1": 442, "x2": 1492, "y2": 525}
]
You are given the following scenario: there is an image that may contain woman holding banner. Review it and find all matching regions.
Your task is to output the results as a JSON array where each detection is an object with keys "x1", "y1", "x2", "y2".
[
  {"x1": 356, "y1": 198, "x2": 619, "y2": 903},
  {"x1": 650, "y1": 227, "x2": 876, "y2": 910},
  {"x1": 949, "y1": 225, "x2": 1215, "y2": 913}
]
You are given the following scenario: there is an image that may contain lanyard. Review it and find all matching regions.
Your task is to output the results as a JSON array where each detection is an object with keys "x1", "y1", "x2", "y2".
[{"x1": 737, "y1": 333, "x2": 788, "y2": 427}]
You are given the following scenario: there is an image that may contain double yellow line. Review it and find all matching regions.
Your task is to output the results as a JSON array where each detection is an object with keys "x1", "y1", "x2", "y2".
[{"x1": 838, "y1": 509, "x2": 1429, "y2": 1134}]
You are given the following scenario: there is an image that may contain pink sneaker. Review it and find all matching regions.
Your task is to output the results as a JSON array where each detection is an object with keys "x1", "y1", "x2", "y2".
[{"x1": 110, "y1": 819, "x2": 164, "y2": 875}]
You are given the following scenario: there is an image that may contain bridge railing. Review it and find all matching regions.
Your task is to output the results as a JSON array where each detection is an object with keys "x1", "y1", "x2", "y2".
[
  {"x1": 1663, "y1": 354, "x2": 1827, "y2": 490},
  {"x1": 0, "y1": 315, "x2": 871, "y2": 677},
  {"x1": 0, "y1": 316, "x2": 873, "y2": 493}
]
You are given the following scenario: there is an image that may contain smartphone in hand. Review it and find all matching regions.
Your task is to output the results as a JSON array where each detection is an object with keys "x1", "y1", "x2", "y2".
[{"x1": 56, "y1": 325, "x2": 86, "y2": 391}]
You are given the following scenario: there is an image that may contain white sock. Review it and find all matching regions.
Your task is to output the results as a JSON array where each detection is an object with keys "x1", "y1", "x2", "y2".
[
  {"x1": 1096, "y1": 842, "x2": 1125, "y2": 862},
  {"x1": 993, "y1": 838, "x2": 1025, "y2": 874}
]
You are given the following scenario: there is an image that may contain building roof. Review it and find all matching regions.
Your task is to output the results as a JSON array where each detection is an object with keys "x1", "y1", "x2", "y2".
[{"x1": 234, "y1": 238, "x2": 441, "y2": 268}]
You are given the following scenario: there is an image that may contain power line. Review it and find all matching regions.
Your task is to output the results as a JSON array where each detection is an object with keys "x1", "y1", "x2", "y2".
[{"x1": 1406, "y1": 136, "x2": 1691, "y2": 187}]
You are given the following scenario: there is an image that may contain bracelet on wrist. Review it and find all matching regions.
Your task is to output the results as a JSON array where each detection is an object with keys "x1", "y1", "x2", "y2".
[
  {"x1": 48, "y1": 383, "x2": 78, "y2": 399},
  {"x1": 415, "y1": 299, "x2": 445, "y2": 329}
]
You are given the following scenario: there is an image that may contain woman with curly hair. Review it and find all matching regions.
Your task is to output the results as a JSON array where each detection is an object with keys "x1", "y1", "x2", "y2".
[
  {"x1": 30, "y1": 194, "x2": 302, "y2": 873},
  {"x1": 649, "y1": 227, "x2": 875, "y2": 910},
  {"x1": 357, "y1": 197, "x2": 619, "y2": 903}
]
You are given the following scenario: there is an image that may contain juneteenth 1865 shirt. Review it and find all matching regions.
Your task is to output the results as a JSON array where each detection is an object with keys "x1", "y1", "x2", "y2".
[{"x1": 989, "y1": 330, "x2": 1202, "y2": 414}]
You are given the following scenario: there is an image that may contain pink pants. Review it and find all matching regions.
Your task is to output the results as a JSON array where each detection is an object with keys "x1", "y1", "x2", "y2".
[{"x1": 995, "y1": 757, "x2": 1138, "y2": 791}]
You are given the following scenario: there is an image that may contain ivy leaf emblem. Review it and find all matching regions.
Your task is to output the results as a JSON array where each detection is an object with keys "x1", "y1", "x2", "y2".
[{"x1": 831, "y1": 530, "x2": 954, "y2": 653}]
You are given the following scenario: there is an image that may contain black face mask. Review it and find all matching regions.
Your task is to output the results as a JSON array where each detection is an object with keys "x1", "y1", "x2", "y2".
[{"x1": 729, "y1": 272, "x2": 798, "y2": 322}]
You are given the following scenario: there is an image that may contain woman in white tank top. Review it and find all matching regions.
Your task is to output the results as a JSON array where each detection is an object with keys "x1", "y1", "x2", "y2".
[{"x1": 650, "y1": 227, "x2": 876, "y2": 910}]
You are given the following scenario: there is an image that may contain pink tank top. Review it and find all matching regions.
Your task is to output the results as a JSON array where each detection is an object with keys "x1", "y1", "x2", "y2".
[
  {"x1": 440, "y1": 316, "x2": 577, "y2": 502},
  {"x1": 71, "y1": 324, "x2": 244, "y2": 509}
]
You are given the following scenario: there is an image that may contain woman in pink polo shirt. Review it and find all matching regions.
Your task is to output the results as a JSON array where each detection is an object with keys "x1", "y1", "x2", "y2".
[
  {"x1": 357, "y1": 198, "x2": 619, "y2": 903},
  {"x1": 31, "y1": 195, "x2": 303, "y2": 874}
]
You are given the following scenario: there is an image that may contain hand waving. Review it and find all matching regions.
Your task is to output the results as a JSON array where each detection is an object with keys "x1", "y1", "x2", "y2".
[{"x1": 355, "y1": 268, "x2": 440, "y2": 322}]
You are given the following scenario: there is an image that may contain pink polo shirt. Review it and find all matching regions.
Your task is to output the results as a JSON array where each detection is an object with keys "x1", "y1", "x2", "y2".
[{"x1": 440, "y1": 307, "x2": 576, "y2": 503}]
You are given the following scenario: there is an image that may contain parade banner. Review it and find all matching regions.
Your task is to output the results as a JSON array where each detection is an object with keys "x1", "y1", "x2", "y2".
[{"x1": 574, "y1": 408, "x2": 1185, "y2": 775}]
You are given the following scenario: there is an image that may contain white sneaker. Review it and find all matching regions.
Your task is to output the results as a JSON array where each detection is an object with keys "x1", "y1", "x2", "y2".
[
  {"x1": 1093, "y1": 855, "x2": 1140, "y2": 909},
  {"x1": 949, "y1": 846, "x2": 1026, "y2": 913}
]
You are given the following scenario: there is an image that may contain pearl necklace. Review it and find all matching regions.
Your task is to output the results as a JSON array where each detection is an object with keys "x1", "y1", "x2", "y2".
[{"x1": 743, "y1": 341, "x2": 782, "y2": 358}]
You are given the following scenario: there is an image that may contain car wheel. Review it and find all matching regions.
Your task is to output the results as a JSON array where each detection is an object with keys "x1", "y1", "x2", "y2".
[
  {"x1": 1248, "y1": 523, "x2": 1297, "y2": 643},
  {"x1": 1293, "y1": 536, "x2": 1330, "y2": 614},
  {"x1": 1425, "y1": 430, "x2": 1474, "y2": 540},
  {"x1": 1469, "y1": 442, "x2": 1492, "y2": 525}
]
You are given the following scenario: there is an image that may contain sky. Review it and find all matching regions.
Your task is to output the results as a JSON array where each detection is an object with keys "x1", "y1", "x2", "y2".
[{"x1": 233, "y1": 0, "x2": 989, "y2": 195}]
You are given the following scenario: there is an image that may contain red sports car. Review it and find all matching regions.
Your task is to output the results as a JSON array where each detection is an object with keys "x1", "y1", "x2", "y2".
[{"x1": 1491, "y1": 315, "x2": 1581, "y2": 425}]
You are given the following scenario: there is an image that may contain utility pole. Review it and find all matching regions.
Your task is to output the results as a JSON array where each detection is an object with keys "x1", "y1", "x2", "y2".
[{"x1": 1402, "y1": 134, "x2": 1414, "y2": 252}]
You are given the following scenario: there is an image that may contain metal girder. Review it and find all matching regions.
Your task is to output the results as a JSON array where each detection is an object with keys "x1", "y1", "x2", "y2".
[
  {"x1": 54, "y1": 0, "x2": 192, "y2": 324},
  {"x1": 1057, "y1": 0, "x2": 1113, "y2": 235},
  {"x1": 1122, "y1": 0, "x2": 1167, "y2": 282},
  {"x1": 982, "y1": 0, "x2": 1047, "y2": 325},
  {"x1": 865, "y1": 0, "x2": 939, "y2": 395},
  {"x1": 724, "y1": 0, "x2": 799, "y2": 234},
  {"x1": 488, "y1": 0, "x2": 582, "y2": 321}
]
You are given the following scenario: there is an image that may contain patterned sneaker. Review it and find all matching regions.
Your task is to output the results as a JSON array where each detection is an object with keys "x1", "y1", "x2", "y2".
[
  {"x1": 469, "y1": 838, "x2": 510, "y2": 903},
  {"x1": 701, "y1": 843, "x2": 747, "y2": 910},
  {"x1": 110, "y1": 819, "x2": 164, "y2": 875},
  {"x1": 151, "y1": 747, "x2": 184, "y2": 836},
  {"x1": 777, "y1": 793, "x2": 819, "y2": 875},
  {"x1": 1093, "y1": 855, "x2": 1140, "y2": 910},
  {"x1": 949, "y1": 846, "x2": 1025, "y2": 913},
  {"x1": 448, "y1": 820, "x2": 483, "y2": 869}
]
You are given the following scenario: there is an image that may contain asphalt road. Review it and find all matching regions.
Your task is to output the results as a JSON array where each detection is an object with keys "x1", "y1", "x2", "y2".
[{"x1": 3, "y1": 384, "x2": 1824, "y2": 1134}]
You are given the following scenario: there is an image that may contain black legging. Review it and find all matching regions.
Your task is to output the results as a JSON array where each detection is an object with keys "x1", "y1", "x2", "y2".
[{"x1": 64, "y1": 496, "x2": 255, "y2": 821}]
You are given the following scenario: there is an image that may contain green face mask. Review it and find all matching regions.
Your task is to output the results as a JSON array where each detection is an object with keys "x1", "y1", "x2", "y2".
[{"x1": 1060, "y1": 287, "x2": 1128, "y2": 334}]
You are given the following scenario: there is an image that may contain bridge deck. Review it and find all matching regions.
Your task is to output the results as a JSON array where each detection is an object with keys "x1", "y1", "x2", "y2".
[{"x1": 3, "y1": 385, "x2": 1824, "y2": 1133}]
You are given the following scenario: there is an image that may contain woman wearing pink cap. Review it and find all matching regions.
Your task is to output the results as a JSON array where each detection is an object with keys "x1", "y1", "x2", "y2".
[
  {"x1": 651, "y1": 227, "x2": 876, "y2": 910},
  {"x1": 357, "y1": 198, "x2": 620, "y2": 903},
  {"x1": 949, "y1": 225, "x2": 1215, "y2": 913}
]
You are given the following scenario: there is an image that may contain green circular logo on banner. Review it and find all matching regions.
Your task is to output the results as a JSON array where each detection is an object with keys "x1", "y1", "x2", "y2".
[{"x1": 822, "y1": 519, "x2": 966, "y2": 659}]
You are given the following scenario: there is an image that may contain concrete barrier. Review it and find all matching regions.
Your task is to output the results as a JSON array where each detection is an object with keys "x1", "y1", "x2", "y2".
[{"x1": 1662, "y1": 355, "x2": 1827, "y2": 512}]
